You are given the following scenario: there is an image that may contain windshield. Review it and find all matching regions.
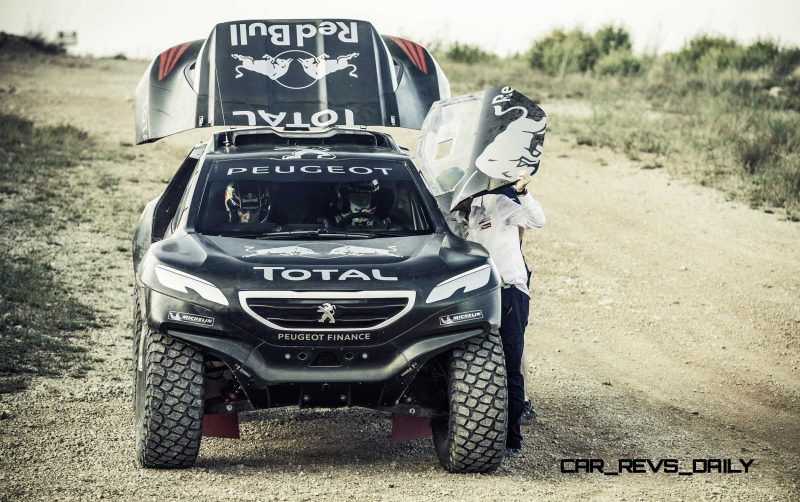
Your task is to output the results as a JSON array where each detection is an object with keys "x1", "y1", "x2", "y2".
[{"x1": 195, "y1": 158, "x2": 434, "y2": 237}]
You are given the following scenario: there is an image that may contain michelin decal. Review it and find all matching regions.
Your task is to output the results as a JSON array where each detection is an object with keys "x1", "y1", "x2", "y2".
[
  {"x1": 440, "y1": 310, "x2": 484, "y2": 325},
  {"x1": 168, "y1": 311, "x2": 215, "y2": 327}
]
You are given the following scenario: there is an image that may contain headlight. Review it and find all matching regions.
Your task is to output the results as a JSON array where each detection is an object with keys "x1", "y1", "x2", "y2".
[
  {"x1": 154, "y1": 265, "x2": 229, "y2": 306},
  {"x1": 425, "y1": 264, "x2": 492, "y2": 303}
]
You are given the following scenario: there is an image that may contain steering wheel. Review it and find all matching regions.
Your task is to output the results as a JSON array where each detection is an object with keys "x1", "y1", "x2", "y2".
[{"x1": 337, "y1": 212, "x2": 386, "y2": 227}]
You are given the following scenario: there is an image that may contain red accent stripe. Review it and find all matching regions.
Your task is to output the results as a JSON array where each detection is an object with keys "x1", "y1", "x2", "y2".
[
  {"x1": 390, "y1": 36, "x2": 423, "y2": 73},
  {"x1": 158, "y1": 42, "x2": 191, "y2": 81},
  {"x1": 404, "y1": 40, "x2": 424, "y2": 71},
  {"x1": 166, "y1": 43, "x2": 190, "y2": 75},
  {"x1": 412, "y1": 41, "x2": 428, "y2": 74},
  {"x1": 164, "y1": 47, "x2": 177, "y2": 78},
  {"x1": 157, "y1": 49, "x2": 169, "y2": 80},
  {"x1": 164, "y1": 46, "x2": 179, "y2": 77}
]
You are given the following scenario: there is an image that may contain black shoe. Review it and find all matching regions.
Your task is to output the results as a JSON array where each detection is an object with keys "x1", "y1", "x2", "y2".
[
  {"x1": 505, "y1": 447, "x2": 524, "y2": 459},
  {"x1": 521, "y1": 400, "x2": 537, "y2": 423}
]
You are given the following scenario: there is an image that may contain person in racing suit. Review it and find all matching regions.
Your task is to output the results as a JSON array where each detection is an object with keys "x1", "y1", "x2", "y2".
[
  {"x1": 332, "y1": 180, "x2": 389, "y2": 227},
  {"x1": 454, "y1": 170, "x2": 545, "y2": 457},
  {"x1": 224, "y1": 181, "x2": 271, "y2": 224}
]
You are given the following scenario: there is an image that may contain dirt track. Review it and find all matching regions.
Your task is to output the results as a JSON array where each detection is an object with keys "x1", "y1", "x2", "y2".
[{"x1": 0, "y1": 55, "x2": 798, "y2": 501}]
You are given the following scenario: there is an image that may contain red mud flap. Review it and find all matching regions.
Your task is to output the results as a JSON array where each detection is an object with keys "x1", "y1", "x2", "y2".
[
  {"x1": 202, "y1": 413, "x2": 240, "y2": 439},
  {"x1": 392, "y1": 413, "x2": 432, "y2": 443}
]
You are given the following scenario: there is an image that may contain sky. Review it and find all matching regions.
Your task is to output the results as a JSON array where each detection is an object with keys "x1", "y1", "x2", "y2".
[{"x1": 0, "y1": 0, "x2": 798, "y2": 59}]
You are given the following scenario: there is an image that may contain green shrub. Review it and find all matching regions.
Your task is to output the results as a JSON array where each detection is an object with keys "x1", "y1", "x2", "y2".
[
  {"x1": 529, "y1": 29, "x2": 599, "y2": 75},
  {"x1": 596, "y1": 50, "x2": 642, "y2": 76},
  {"x1": 445, "y1": 42, "x2": 496, "y2": 64},
  {"x1": 594, "y1": 25, "x2": 632, "y2": 55},
  {"x1": 676, "y1": 35, "x2": 738, "y2": 70},
  {"x1": 773, "y1": 47, "x2": 800, "y2": 78},
  {"x1": 735, "y1": 40, "x2": 781, "y2": 70},
  {"x1": 528, "y1": 25, "x2": 637, "y2": 76}
]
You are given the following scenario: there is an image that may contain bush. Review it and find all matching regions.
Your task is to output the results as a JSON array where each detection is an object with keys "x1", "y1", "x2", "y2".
[
  {"x1": 773, "y1": 47, "x2": 800, "y2": 78},
  {"x1": 445, "y1": 42, "x2": 496, "y2": 64},
  {"x1": 0, "y1": 31, "x2": 65, "y2": 55},
  {"x1": 596, "y1": 50, "x2": 642, "y2": 76},
  {"x1": 594, "y1": 26, "x2": 632, "y2": 55},
  {"x1": 676, "y1": 35, "x2": 739, "y2": 70},
  {"x1": 529, "y1": 29, "x2": 599, "y2": 75},
  {"x1": 735, "y1": 40, "x2": 781, "y2": 70},
  {"x1": 528, "y1": 25, "x2": 638, "y2": 76}
]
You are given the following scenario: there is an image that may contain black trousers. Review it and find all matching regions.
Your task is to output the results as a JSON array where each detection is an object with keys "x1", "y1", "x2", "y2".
[{"x1": 499, "y1": 286, "x2": 529, "y2": 449}]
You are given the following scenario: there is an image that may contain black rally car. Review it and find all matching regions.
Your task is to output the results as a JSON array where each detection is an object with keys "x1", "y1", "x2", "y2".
[{"x1": 132, "y1": 19, "x2": 546, "y2": 473}]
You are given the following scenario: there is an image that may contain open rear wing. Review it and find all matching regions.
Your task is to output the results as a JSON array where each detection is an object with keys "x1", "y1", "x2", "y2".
[{"x1": 135, "y1": 20, "x2": 449, "y2": 144}]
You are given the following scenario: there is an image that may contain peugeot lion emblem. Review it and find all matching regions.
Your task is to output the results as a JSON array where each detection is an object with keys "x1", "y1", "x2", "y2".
[{"x1": 317, "y1": 303, "x2": 336, "y2": 324}]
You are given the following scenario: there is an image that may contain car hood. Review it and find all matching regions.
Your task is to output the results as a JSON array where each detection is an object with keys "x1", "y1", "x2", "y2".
[
  {"x1": 204, "y1": 234, "x2": 429, "y2": 265},
  {"x1": 143, "y1": 232, "x2": 492, "y2": 296}
]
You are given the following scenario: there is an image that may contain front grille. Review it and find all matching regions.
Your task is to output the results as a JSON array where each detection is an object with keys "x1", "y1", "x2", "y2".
[{"x1": 239, "y1": 291, "x2": 415, "y2": 331}]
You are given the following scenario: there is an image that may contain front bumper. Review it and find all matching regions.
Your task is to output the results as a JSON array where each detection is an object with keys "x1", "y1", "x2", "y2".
[{"x1": 142, "y1": 285, "x2": 500, "y2": 408}]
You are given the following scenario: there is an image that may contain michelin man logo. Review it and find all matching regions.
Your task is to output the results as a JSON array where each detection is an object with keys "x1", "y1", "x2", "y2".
[{"x1": 232, "y1": 51, "x2": 359, "y2": 89}]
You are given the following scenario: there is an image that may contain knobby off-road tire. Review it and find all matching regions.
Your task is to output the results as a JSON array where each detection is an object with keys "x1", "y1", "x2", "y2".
[
  {"x1": 431, "y1": 332, "x2": 508, "y2": 473},
  {"x1": 134, "y1": 329, "x2": 205, "y2": 468}
]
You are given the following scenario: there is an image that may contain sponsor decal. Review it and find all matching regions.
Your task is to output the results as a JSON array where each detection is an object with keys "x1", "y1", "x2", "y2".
[
  {"x1": 157, "y1": 42, "x2": 191, "y2": 81},
  {"x1": 254, "y1": 266, "x2": 398, "y2": 281},
  {"x1": 228, "y1": 21, "x2": 359, "y2": 48},
  {"x1": 243, "y1": 243, "x2": 401, "y2": 259},
  {"x1": 317, "y1": 303, "x2": 337, "y2": 323},
  {"x1": 439, "y1": 310, "x2": 484, "y2": 326},
  {"x1": 475, "y1": 86, "x2": 547, "y2": 180},
  {"x1": 231, "y1": 108, "x2": 355, "y2": 128},
  {"x1": 226, "y1": 165, "x2": 392, "y2": 176},
  {"x1": 297, "y1": 52, "x2": 359, "y2": 81},
  {"x1": 168, "y1": 311, "x2": 215, "y2": 326},
  {"x1": 328, "y1": 245, "x2": 399, "y2": 258},
  {"x1": 232, "y1": 51, "x2": 359, "y2": 89},
  {"x1": 275, "y1": 332, "x2": 371, "y2": 342},
  {"x1": 388, "y1": 36, "x2": 428, "y2": 74},
  {"x1": 232, "y1": 53, "x2": 291, "y2": 80},
  {"x1": 478, "y1": 217, "x2": 492, "y2": 230},
  {"x1": 279, "y1": 147, "x2": 336, "y2": 160},
  {"x1": 244, "y1": 245, "x2": 317, "y2": 258}
]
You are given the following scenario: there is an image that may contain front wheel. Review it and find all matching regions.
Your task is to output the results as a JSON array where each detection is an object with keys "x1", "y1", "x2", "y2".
[
  {"x1": 134, "y1": 330, "x2": 205, "y2": 468},
  {"x1": 431, "y1": 332, "x2": 508, "y2": 473}
]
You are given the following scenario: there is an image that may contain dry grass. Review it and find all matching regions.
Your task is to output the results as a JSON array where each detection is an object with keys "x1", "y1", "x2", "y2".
[{"x1": 438, "y1": 40, "x2": 800, "y2": 220}]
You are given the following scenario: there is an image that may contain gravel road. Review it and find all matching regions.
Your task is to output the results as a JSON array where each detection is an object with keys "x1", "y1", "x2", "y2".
[{"x1": 0, "y1": 54, "x2": 798, "y2": 501}]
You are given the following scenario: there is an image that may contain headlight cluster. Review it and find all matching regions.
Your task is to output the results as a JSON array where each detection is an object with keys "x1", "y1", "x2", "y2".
[
  {"x1": 425, "y1": 264, "x2": 492, "y2": 303},
  {"x1": 154, "y1": 265, "x2": 229, "y2": 306}
]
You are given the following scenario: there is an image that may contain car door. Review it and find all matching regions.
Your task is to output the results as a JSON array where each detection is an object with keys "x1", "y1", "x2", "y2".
[{"x1": 416, "y1": 86, "x2": 547, "y2": 213}]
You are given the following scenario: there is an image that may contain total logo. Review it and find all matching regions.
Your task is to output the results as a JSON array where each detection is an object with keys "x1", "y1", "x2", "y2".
[{"x1": 254, "y1": 266, "x2": 398, "y2": 281}]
